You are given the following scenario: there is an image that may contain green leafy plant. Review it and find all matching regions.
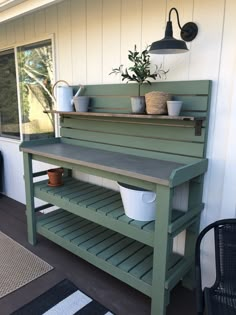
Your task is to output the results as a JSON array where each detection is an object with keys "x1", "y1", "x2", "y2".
[{"x1": 110, "y1": 45, "x2": 168, "y2": 96}]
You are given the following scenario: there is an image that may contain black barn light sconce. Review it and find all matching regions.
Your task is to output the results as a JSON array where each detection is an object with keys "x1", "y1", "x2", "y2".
[{"x1": 149, "y1": 7, "x2": 198, "y2": 54}]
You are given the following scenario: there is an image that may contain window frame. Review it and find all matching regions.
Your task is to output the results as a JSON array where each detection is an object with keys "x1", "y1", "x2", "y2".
[{"x1": 0, "y1": 34, "x2": 57, "y2": 143}]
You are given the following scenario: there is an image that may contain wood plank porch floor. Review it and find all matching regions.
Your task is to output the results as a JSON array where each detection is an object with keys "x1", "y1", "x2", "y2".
[{"x1": 0, "y1": 194, "x2": 196, "y2": 315}]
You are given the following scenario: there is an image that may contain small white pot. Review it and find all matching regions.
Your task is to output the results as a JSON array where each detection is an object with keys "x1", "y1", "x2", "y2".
[
  {"x1": 118, "y1": 182, "x2": 157, "y2": 221},
  {"x1": 167, "y1": 101, "x2": 183, "y2": 116}
]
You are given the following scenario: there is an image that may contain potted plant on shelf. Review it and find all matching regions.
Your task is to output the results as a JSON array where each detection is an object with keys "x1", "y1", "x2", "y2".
[
  {"x1": 110, "y1": 45, "x2": 168, "y2": 113},
  {"x1": 47, "y1": 167, "x2": 64, "y2": 187}
]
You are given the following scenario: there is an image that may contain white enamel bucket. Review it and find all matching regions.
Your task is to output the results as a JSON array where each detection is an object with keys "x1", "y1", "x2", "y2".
[{"x1": 118, "y1": 182, "x2": 157, "y2": 221}]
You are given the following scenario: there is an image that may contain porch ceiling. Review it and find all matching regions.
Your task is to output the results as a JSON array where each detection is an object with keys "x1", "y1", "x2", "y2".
[{"x1": 0, "y1": 0, "x2": 63, "y2": 23}]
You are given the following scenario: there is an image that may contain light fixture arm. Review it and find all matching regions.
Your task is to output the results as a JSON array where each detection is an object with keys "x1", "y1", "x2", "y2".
[
  {"x1": 168, "y1": 7, "x2": 182, "y2": 30},
  {"x1": 167, "y1": 7, "x2": 198, "y2": 42}
]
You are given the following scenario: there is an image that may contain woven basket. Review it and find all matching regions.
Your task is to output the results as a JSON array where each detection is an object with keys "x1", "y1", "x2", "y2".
[{"x1": 145, "y1": 91, "x2": 171, "y2": 114}]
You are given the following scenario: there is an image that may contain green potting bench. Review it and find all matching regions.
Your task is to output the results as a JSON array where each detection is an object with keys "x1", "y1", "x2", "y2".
[{"x1": 20, "y1": 80, "x2": 211, "y2": 315}]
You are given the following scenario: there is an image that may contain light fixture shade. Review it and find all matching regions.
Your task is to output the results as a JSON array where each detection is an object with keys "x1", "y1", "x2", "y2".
[
  {"x1": 149, "y1": 9, "x2": 198, "y2": 55},
  {"x1": 149, "y1": 37, "x2": 188, "y2": 54}
]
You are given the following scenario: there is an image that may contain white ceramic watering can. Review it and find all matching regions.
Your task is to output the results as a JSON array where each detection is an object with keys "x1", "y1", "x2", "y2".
[{"x1": 53, "y1": 80, "x2": 84, "y2": 112}]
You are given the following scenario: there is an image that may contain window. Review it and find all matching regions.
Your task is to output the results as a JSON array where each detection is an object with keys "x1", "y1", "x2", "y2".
[
  {"x1": 0, "y1": 49, "x2": 20, "y2": 139},
  {"x1": 17, "y1": 39, "x2": 55, "y2": 140}
]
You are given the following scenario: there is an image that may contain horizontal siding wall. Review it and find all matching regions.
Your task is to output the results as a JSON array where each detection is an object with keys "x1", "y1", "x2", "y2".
[{"x1": 0, "y1": 0, "x2": 236, "y2": 287}]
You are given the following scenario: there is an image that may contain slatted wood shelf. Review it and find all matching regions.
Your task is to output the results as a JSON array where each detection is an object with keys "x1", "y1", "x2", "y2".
[
  {"x1": 36, "y1": 208, "x2": 182, "y2": 297},
  {"x1": 34, "y1": 177, "x2": 202, "y2": 246},
  {"x1": 45, "y1": 110, "x2": 205, "y2": 136}
]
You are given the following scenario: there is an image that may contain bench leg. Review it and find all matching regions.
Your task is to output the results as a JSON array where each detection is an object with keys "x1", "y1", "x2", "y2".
[{"x1": 23, "y1": 153, "x2": 37, "y2": 245}]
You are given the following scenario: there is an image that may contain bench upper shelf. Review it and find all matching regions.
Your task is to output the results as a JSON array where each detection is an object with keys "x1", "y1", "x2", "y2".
[{"x1": 45, "y1": 110, "x2": 205, "y2": 121}]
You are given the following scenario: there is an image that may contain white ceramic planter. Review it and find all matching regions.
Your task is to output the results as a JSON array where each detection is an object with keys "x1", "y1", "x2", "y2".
[
  {"x1": 118, "y1": 182, "x2": 157, "y2": 221},
  {"x1": 167, "y1": 101, "x2": 183, "y2": 116}
]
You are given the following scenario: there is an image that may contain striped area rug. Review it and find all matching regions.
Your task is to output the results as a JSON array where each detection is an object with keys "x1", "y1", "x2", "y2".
[{"x1": 11, "y1": 279, "x2": 114, "y2": 315}]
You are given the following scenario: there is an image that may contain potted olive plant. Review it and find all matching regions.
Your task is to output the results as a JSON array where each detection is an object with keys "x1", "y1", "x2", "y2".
[{"x1": 110, "y1": 45, "x2": 168, "y2": 113}]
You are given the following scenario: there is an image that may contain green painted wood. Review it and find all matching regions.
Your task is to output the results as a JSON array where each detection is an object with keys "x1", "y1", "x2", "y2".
[
  {"x1": 97, "y1": 238, "x2": 135, "y2": 260},
  {"x1": 96, "y1": 199, "x2": 124, "y2": 215},
  {"x1": 24, "y1": 142, "x2": 188, "y2": 186},
  {"x1": 34, "y1": 179, "x2": 155, "y2": 246},
  {"x1": 165, "y1": 257, "x2": 194, "y2": 290},
  {"x1": 143, "y1": 252, "x2": 182, "y2": 286},
  {"x1": 61, "y1": 183, "x2": 98, "y2": 200},
  {"x1": 129, "y1": 253, "x2": 153, "y2": 280},
  {"x1": 188, "y1": 176, "x2": 205, "y2": 209},
  {"x1": 31, "y1": 153, "x2": 157, "y2": 191},
  {"x1": 36, "y1": 210, "x2": 152, "y2": 296},
  {"x1": 86, "y1": 191, "x2": 119, "y2": 209},
  {"x1": 82, "y1": 95, "x2": 208, "y2": 114},
  {"x1": 172, "y1": 96, "x2": 208, "y2": 112},
  {"x1": 72, "y1": 225, "x2": 108, "y2": 245},
  {"x1": 56, "y1": 219, "x2": 91, "y2": 238},
  {"x1": 79, "y1": 229, "x2": 116, "y2": 250},
  {"x1": 142, "y1": 221, "x2": 155, "y2": 232},
  {"x1": 37, "y1": 208, "x2": 65, "y2": 222},
  {"x1": 42, "y1": 212, "x2": 74, "y2": 229},
  {"x1": 61, "y1": 128, "x2": 204, "y2": 158},
  {"x1": 20, "y1": 137, "x2": 60, "y2": 149},
  {"x1": 151, "y1": 185, "x2": 173, "y2": 315},
  {"x1": 88, "y1": 233, "x2": 125, "y2": 255},
  {"x1": 106, "y1": 207, "x2": 126, "y2": 219},
  {"x1": 118, "y1": 246, "x2": 153, "y2": 272},
  {"x1": 168, "y1": 204, "x2": 204, "y2": 236},
  {"x1": 21, "y1": 80, "x2": 211, "y2": 315},
  {"x1": 140, "y1": 80, "x2": 211, "y2": 95},
  {"x1": 72, "y1": 81, "x2": 210, "y2": 116},
  {"x1": 80, "y1": 83, "x2": 138, "y2": 96},
  {"x1": 202, "y1": 81, "x2": 212, "y2": 157},
  {"x1": 107, "y1": 241, "x2": 145, "y2": 266},
  {"x1": 60, "y1": 112, "x2": 203, "y2": 124},
  {"x1": 182, "y1": 176, "x2": 205, "y2": 290},
  {"x1": 61, "y1": 137, "x2": 200, "y2": 165},
  {"x1": 170, "y1": 159, "x2": 208, "y2": 187},
  {"x1": 69, "y1": 186, "x2": 103, "y2": 204},
  {"x1": 63, "y1": 221, "x2": 98, "y2": 241},
  {"x1": 49, "y1": 216, "x2": 84, "y2": 233},
  {"x1": 61, "y1": 183, "x2": 96, "y2": 199},
  {"x1": 23, "y1": 153, "x2": 37, "y2": 245},
  {"x1": 61, "y1": 117, "x2": 205, "y2": 143}
]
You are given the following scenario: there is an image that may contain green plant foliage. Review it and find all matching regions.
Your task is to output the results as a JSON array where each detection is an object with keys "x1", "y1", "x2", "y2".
[{"x1": 110, "y1": 45, "x2": 168, "y2": 95}]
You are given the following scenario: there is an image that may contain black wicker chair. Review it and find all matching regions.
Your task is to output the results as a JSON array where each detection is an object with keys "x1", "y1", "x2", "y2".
[{"x1": 195, "y1": 219, "x2": 236, "y2": 315}]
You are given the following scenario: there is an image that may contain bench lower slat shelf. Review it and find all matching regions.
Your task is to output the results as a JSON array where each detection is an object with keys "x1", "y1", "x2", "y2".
[
  {"x1": 34, "y1": 176, "x2": 196, "y2": 247},
  {"x1": 37, "y1": 209, "x2": 183, "y2": 297}
]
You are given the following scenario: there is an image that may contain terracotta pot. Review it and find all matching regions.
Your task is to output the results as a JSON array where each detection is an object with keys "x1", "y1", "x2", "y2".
[{"x1": 47, "y1": 168, "x2": 64, "y2": 186}]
